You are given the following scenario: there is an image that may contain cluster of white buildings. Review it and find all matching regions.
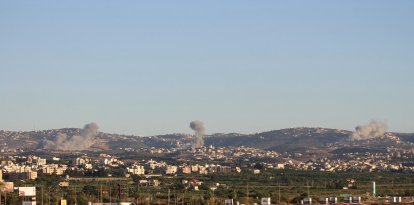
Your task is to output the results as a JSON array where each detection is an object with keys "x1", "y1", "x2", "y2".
[
  {"x1": 295, "y1": 150, "x2": 414, "y2": 172},
  {"x1": 0, "y1": 154, "x2": 129, "y2": 182},
  {"x1": 126, "y1": 159, "x2": 241, "y2": 176},
  {"x1": 0, "y1": 155, "x2": 65, "y2": 180},
  {"x1": 72, "y1": 154, "x2": 125, "y2": 171}
]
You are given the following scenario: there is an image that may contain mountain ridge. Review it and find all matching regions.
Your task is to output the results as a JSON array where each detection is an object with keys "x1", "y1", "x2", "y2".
[{"x1": 1, "y1": 127, "x2": 413, "y2": 153}]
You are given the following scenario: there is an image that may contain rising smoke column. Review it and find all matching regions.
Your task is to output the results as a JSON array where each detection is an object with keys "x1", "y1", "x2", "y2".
[
  {"x1": 190, "y1": 120, "x2": 205, "y2": 148},
  {"x1": 43, "y1": 122, "x2": 99, "y2": 150},
  {"x1": 351, "y1": 120, "x2": 387, "y2": 140}
]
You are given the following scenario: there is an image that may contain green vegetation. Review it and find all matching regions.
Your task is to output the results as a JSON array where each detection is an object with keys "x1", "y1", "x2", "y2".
[{"x1": 4, "y1": 169, "x2": 414, "y2": 204}]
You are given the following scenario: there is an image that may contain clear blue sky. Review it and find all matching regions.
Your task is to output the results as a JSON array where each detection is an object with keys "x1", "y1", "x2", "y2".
[{"x1": 1, "y1": 1, "x2": 413, "y2": 135}]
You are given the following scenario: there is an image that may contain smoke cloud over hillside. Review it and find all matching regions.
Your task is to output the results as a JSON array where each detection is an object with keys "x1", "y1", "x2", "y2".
[
  {"x1": 43, "y1": 123, "x2": 99, "y2": 150},
  {"x1": 190, "y1": 120, "x2": 205, "y2": 148},
  {"x1": 352, "y1": 120, "x2": 387, "y2": 140}
]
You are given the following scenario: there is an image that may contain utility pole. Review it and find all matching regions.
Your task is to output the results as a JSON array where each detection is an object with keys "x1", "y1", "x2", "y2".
[
  {"x1": 246, "y1": 183, "x2": 249, "y2": 205},
  {"x1": 174, "y1": 188, "x2": 177, "y2": 205},
  {"x1": 41, "y1": 186, "x2": 44, "y2": 205},
  {"x1": 137, "y1": 184, "x2": 141, "y2": 204},
  {"x1": 74, "y1": 187, "x2": 77, "y2": 205},
  {"x1": 212, "y1": 188, "x2": 215, "y2": 205},
  {"x1": 48, "y1": 187, "x2": 51, "y2": 205},
  {"x1": 168, "y1": 188, "x2": 171, "y2": 205},
  {"x1": 181, "y1": 193, "x2": 184, "y2": 205},
  {"x1": 306, "y1": 182, "x2": 310, "y2": 198},
  {"x1": 278, "y1": 182, "x2": 281, "y2": 204}
]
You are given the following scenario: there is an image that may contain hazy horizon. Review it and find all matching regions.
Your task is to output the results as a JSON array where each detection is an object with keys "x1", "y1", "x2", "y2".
[
  {"x1": 1, "y1": 1, "x2": 413, "y2": 135},
  {"x1": 0, "y1": 122, "x2": 409, "y2": 137}
]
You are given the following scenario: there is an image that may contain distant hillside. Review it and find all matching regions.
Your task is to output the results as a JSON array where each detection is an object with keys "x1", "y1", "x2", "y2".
[
  {"x1": 205, "y1": 128, "x2": 351, "y2": 152},
  {"x1": 1, "y1": 127, "x2": 414, "y2": 153},
  {"x1": 395, "y1": 133, "x2": 414, "y2": 143}
]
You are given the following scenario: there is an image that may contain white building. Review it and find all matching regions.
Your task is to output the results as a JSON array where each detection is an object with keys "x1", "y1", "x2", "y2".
[
  {"x1": 75, "y1": 157, "x2": 88, "y2": 166},
  {"x1": 165, "y1": 166, "x2": 178, "y2": 175},
  {"x1": 127, "y1": 165, "x2": 145, "y2": 175},
  {"x1": 261, "y1": 198, "x2": 271, "y2": 205}
]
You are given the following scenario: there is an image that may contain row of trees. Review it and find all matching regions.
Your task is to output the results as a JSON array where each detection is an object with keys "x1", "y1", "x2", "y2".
[{"x1": 2, "y1": 168, "x2": 414, "y2": 204}]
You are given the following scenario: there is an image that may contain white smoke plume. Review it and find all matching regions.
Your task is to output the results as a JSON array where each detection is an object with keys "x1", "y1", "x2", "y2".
[
  {"x1": 43, "y1": 123, "x2": 99, "y2": 150},
  {"x1": 190, "y1": 120, "x2": 205, "y2": 148},
  {"x1": 351, "y1": 120, "x2": 387, "y2": 140}
]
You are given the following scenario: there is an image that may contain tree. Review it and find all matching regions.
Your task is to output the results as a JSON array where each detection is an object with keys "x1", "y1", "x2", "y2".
[{"x1": 254, "y1": 163, "x2": 264, "y2": 170}]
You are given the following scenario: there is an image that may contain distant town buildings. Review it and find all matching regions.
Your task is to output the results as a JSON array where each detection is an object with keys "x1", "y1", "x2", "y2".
[{"x1": 127, "y1": 165, "x2": 145, "y2": 175}]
